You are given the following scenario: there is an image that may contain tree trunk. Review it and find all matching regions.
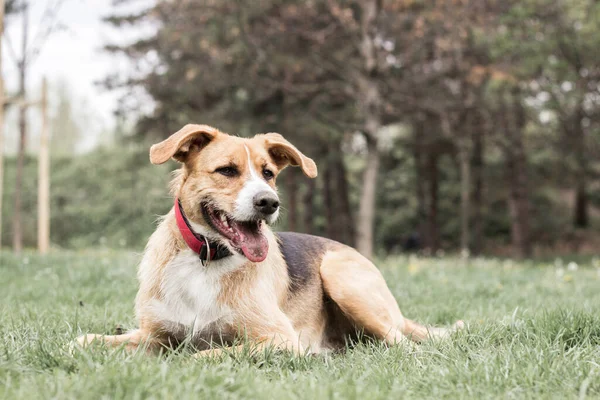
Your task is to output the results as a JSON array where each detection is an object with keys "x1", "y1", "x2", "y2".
[
  {"x1": 574, "y1": 180, "x2": 588, "y2": 228},
  {"x1": 502, "y1": 88, "x2": 531, "y2": 258},
  {"x1": 13, "y1": 5, "x2": 28, "y2": 253},
  {"x1": 355, "y1": 0, "x2": 382, "y2": 258},
  {"x1": 472, "y1": 125, "x2": 485, "y2": 255},
  {"x1": 572, "y1": 106, "x2": 588, "y2": 229},
  {"x1": 414, "y1": 119, "x2": 427, "y2": 245},
  {"x1": 303, "y1": 177, "x2": 315, "y2": 234},
  {"x1": 285, "y1": 169, "x2": 298, "y2": 232},
  {"x1": 458, "y1": 140, "x2": 471, "y2": 255},
  {"x1": 13, "y1": 103, "x2": 26, "y2": 253},
  {"x1": 0, "y1": 0, "x2": 5, "y2": 249},
  {"x1": 356, "y1": 137, "x2": 380, "y2": 257},
  {"x1": 332, "y1": 144, "x2": 354, "y2": 246},
  {"x1": 37, "y1": 77, "x2": 50, "y2": 253},
  {"x1": 324, "y1": 156, "x2": 335, "y2": 240},
  {"x1": 506, "y1": 159, "x2": 531, "y2": 258},
  {"x1": 427, "y1": 152, "x2": 440, "y2": 252}
]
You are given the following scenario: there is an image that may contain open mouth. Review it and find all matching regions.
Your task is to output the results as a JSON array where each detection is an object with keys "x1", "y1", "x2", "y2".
[{"x1": 201, "y1": 204, "x2": 269, "y2": 263}]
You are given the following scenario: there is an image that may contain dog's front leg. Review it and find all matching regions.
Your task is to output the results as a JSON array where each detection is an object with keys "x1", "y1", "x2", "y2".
[
  {"x1": 194, "y1": 314, "x2": 303, "y2": 358},
  {"x1": 193, "y1": 333, "x2": 302, "y2": 359},
  {"x1": 75, "y1": 329, "x2": 164, "y2": 353}
]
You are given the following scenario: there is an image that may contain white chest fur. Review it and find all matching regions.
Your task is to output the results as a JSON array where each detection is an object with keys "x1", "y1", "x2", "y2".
[{"x1": 147, "y1": 250, "x2": 245, "y2": 335}]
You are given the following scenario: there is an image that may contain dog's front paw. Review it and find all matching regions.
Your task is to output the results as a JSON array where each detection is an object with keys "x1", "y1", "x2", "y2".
[
  {"x1": 74, "y1": 334, "x2": 101, "y2": 348},
  {"x1": 443, "y1": 320, "x2": 466, "y2": 338},
  {"x1": 452, "y1": 320, "x2": 466, "y2": 331}
]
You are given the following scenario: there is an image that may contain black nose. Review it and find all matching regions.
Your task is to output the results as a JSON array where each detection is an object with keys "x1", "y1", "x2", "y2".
[{"x1": 253, "y1": 191, "x2": 280, "y2": 216}]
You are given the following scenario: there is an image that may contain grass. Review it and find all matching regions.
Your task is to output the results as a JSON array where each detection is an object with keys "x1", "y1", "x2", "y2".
[{"x1": 1, "y1": 250, "x2": 600, "y2": 399}]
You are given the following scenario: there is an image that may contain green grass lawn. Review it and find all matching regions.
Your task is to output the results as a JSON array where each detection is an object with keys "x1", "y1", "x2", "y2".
[{"x1": 1, "y1": 250, "x2": 600, "y2": 399}]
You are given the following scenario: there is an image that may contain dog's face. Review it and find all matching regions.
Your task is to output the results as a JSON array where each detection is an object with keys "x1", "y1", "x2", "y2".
[{"x1": 150, "y1": 124, "x2": 317, "y2": 262}]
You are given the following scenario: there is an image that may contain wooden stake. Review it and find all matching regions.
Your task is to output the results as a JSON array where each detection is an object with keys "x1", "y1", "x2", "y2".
[{"x1": 37, "y1": 77, "x2": 50, "y2": 254}]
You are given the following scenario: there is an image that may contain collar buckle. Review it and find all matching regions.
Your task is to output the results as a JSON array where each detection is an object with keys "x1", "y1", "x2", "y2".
[{"x1": 199, "y1": 239, "x2": 211, "y2": 267}]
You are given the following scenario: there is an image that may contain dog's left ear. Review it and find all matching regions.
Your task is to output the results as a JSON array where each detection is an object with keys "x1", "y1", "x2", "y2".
[
  {"x1": 262, "y1": 133, "x2": 318, "y2": 178},
  {"x1": 150, "y1": 124, "x2": 219, "y2": 165}
]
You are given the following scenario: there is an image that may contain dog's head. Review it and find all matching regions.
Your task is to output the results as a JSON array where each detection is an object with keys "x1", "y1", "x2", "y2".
[{"x1": 149, "y1": 124, "x2": 317, "y2": 262}]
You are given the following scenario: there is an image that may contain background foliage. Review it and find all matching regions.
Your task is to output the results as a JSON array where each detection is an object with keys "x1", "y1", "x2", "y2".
[
  {"x1": 2, "y1": 0, "x2": 600, "y2": 257},
  {"x1": 0, "y1": 141, "x2": 584, "y2": 253}
]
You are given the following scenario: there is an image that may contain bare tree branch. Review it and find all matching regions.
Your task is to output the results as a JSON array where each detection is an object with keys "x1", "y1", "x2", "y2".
[
  {"x1": 2, "y1": 28, "x2": 19, "y2": 66},
  {"x1": 28, "y1": 0, "x2": 69, "y2": 64}
]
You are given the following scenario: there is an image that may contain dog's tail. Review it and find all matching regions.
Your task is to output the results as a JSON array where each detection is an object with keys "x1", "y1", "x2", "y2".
[{"x1": 402, "y1": 318, "x2": 465, "y2": 342}]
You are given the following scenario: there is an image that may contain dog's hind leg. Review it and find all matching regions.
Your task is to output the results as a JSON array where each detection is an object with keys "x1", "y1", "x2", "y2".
[{"x1": 320, "y1": 248, "x2": 463, "y2": 344}]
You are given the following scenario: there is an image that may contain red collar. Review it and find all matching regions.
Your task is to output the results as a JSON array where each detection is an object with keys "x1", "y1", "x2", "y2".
[{"x1": 174, "y1": 198, "x2": 232, "y2": 263}]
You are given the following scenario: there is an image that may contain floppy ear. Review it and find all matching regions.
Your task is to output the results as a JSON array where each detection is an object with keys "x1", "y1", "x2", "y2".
[
  {"x1": 262, "y1": 133, "x2": 318, "y2": 178},
  {"x1": 149, "y1": 124, "x2": 219, "y2": 165}
]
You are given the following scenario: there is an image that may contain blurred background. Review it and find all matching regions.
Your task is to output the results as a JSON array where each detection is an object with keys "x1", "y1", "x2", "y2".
[{"x1": 1, "y1": 0, "x2": 599, "y2": 259}]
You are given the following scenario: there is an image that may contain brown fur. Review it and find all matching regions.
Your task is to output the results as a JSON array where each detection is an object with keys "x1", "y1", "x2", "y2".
[{"x1": 76, "y1": 124, "x2": 463, "y2": 355}]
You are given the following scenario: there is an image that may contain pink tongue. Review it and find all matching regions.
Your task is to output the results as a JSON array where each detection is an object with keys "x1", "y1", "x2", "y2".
[{"x1": 231, "y1": 221, "x2": 269, "y2": 262}]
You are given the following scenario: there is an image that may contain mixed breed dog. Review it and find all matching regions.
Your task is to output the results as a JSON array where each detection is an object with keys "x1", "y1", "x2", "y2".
[{"x1": 77, "y1": 124, "x2": 464, "y2": 356}]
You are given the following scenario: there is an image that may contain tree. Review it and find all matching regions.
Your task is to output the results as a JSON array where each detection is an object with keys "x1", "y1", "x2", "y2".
[
  {"x1": 0, "y1": 0, "x2": 6, "y2": 249},
  {"x1": 104, "y1": 0, "x2": 364, "y2": 249},
  {"x1": 353, "y1": 0, "x2": 384, "y2": 258},
  {"x1": 495, "y1": 0, "x2": 600, "y2": 231},
  {"x1": 12, "y1": 1, "x2": 29, "y2": 253},
  {"x1": 4, "y1": 0, "x2": 66, "y2": 252},
  {"x1": 533, "y1": 1, "x2": 600, "y2": 230},
  {"x1": 103, "y1": 0, "x2": 600, "y2": 258},
  {"x1": 499, "y1": 85, "x2": 532, "y2": 258}
]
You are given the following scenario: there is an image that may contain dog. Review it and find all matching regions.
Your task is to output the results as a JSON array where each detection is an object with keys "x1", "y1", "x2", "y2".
[{"x1": 77, "y1": 124, "x2": 463, "y2": 356}]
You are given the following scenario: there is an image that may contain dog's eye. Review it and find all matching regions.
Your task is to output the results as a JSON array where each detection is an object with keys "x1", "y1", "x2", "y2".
[
  {"x1": 262, "y1": 168, "x2": 274, "y2": 181},
  {"x1": 215, "y1": 166, "x2": 239, "y2": 177}
]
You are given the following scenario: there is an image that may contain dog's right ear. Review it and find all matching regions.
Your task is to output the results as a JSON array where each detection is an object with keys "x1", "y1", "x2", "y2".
[{"x1": 149, "y1": 124, "x2": 219, "y2": 165}]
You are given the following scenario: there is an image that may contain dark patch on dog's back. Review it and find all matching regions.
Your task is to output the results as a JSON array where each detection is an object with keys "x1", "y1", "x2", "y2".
[{"x1": 276, "y1": 232, "x2": 339, "y2": 293}]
